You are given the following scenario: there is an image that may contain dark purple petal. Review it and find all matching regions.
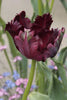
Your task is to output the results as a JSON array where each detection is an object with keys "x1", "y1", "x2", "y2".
[
  {"x1": 5, "y1": 21, "x2": 22, "y2": 38},
  {"x1": 43, "y1": 13, "x2": 53, "y2": 29},
  {"x1": 14, "y1": 11, "x2": 32, "y2": 29},
  {"x1": 23, "y1": 33, "x2": 30, "y2": 58},
  {"x1": 48, "y1": 29, "x2": 58, "y2": 44},
  {"x1": 14, "y1": 35, "x2": 24, "y2": 55},
  {"x1": 47, "y1": 28, "x2": 65, "y2": 57},
  {"x1": 5, "y1": 11, "x2": 32, "y2": 39},
  {"x1": 31, "y1": 13, "x2": 53, "y2": 34},
  {"x1": 14, "y1": 11, "x2": 25, "y2": 22},
  {"x1": 20, "y1": 18, "x2": 32, "y2": 29},
  {"x1": 38, "y1": 30, "x2": 53, "y2": 48}
]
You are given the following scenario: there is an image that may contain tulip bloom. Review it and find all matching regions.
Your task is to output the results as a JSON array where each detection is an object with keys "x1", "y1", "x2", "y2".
[{"x1": 5, "y1": 11, "x2": 65, "y2": 61}]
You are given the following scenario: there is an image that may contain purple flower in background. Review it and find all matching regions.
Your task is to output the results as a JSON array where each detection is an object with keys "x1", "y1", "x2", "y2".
[
  {"x1": 23, "y1": 78, "x2": 28, "y2": 88},
  {"x1": 13, "y1": 56, "x2": 22, "y2": 62},
  {"x1": 15, "y1": 78, "x2": 28, "y2": 88},
  {"x1": 0, "y1": 76, "x2": 3, "y2": 79},
  {"x1": 9, "y1": 93, "x2": 20, "y2": 100},
  {"x1": 0, "y1": 91, "x2": 3, "y2": 97},
  {"x1": 15, "y1": 78, "x2": 24, "y2": 86},
  {"x1": 16, "y1": 87, "x2": 24, "y2": 94},
  {"x1": 0, "y1": 45, "x2": 7, "y2": 51},
  {"x1": 13, "y1": 70, "x2": 20, "y2": 80},
  {"x1": 2, "y1": 72, "x2": 10, "y2": 77},
  {"x1": 64, "y1": 34, "x2": 67, "y2": 38},
  {"x1": 54, "y1": 66, "x2": 58, "y2": 70},
  {"x1": 0, "y1": 89, "x2": 9, "y2": 97},
  {"x1": 27, "y1": 97, "x2": 29, "y2": 100}
]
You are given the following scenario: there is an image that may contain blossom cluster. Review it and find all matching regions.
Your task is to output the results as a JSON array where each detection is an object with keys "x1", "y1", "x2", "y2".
[{"x1": 0, "y1": 70, "x2": 37, "y2": 100}]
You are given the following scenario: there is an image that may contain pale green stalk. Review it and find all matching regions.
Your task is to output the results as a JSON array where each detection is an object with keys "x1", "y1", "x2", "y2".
[
  {"x1": 22, "y1": 60, "x2": 36, "y2": 100},
  {"x1": 50, "y1": 0, "x2": 54, "y2": 13}
]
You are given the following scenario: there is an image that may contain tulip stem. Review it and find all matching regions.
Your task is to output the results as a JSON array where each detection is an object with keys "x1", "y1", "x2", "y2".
[
  {"x1": 4, "y1": 50, "x2": 13, "y2": 74},
  {"x1": 50, "y1": 0, "x2": 54, "y2": 13},
  {"x1": 38, "y1": 0, "x2": 43, "y2": 15},
  {"x1": 45, "y1": 0, "x2": 50, "y2": 13},
  {"x1": 22, "y1": 60, "x2": 36, "y2": 100}
]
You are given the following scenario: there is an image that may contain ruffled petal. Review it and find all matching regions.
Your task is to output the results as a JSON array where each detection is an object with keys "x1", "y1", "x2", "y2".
[
  {"x1": 23, "y1": 33, "x2": 30, "y2": 58},
  {"x1": 14, "y1": 36, "x2": 24, "y2": 55},
  {"x1": 47, "y1": 28, "x2": 65, "y2": 58}
]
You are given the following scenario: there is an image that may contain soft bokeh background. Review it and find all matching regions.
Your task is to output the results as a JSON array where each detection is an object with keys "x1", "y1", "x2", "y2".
[{"x1": 0, "y1": 0, "x2": 67, "y2": 73}]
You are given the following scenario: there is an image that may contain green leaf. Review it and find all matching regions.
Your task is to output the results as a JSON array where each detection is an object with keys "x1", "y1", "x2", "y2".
[
  {"x1": 31, "y1": 0, "x2": 44, "y2": 16},
  {"x1": 0, "y1": 30, "x2": 4, "y2": 43},
  {"x1": 57, "y1": 64, "x2": 67, "y2": 91},
  {"x1": 31, "y1": 12, "x2": 36, "y2": 22},
  {"x1": 19, "y1": 55, "x2": 28, "y2": 78},
  {"x1": 0, "y1": 17, "x2": 6, "y2": 31},
  {"x1": 50, "y1": 0, "x2": 54, "y2": 13},
  {"x1": 29, "y1": 92, "x2": 49, "y2": 100},
  {"x1": 58, "y1": 47, "x2": 67, "y2": 64},
  {"x1": 36, "y1": 62, "x2": 53, "y2": 94},
  {"x1": 60, "y1": 0, "x2": 67, "y2": 11},
  {"x1": 52, "y1": 58, "x2": 67, "y2": 91},
  {"x1": 45, "y1": 0, "x2": 50, "y2": 13},
  {"x1": 49, "y1": 77, "x2": 67, "y2": 100},
  {"x1": 36, "y1": 62, "x2": 46, "y2": 93},
  {"x1": 6, "y1": 31, "x2": 18, "y2": 57}
]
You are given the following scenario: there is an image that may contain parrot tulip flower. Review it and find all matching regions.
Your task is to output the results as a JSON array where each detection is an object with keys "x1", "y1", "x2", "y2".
[{"x1": 5, "y1": 11, "x2": 65, "y2": 61}]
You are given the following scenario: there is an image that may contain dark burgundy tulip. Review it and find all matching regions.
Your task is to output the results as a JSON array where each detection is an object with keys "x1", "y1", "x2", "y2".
[{"x1": 5, "y1": 11, "x2": 65, "y2": 61}]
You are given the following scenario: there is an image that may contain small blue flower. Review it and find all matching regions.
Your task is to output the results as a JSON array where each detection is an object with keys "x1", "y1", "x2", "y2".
[
  {"x1": 28, "y1": 64, "x2": 31, "y2": 68},
  {"x1": 5, "y1": 80, "x2": 15, "y2": 88},
  {"x1": 13, "y1": 70, "x2": 18, "y2": 74},
  {"x1": 0, "y1": 98, "x2": 4, "y2": 100},
  {"x1": 48, "y1": 65, "x2": 54, "y2": 69},
  {"x1": 3, "y1": 85, "x2": 8, "y2": 90},
  {"x1": 58, "y1": 76, "x2": 62, "y2": 81},
  {"x1": 2, "y1": 72, "x2": 10, "y2": 77},
  {"x1": 57, "y1": 53, "x2": 60, "y2": 57},
  {"x1": 13, "y1": 70, "x2": 20, "y2": 80},
  {"x1": 31, "y1": 84, "x2": 38, "y2": 89},
  {"x1": 11, "y1": 83, "x2": 15, "y2": 88}
]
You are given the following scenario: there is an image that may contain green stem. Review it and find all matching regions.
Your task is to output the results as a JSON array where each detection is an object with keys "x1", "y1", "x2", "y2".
[
  {"x1": 38, "y1": 0, "x2": 43, "y2": 15},
  {"x1": 50, "y1": 0, "x2": 54, "y2": 13},
  {"x1": 46, "y1": 0, "x2": 50, "y2": 13},
  {"x1": 4, "y1": 50, "x2": 13, "y2": 74},
  {"x1": 0, "y1": 37, "x2": 13, "y2": 74},
  {"x1": 22, "y1": 60, "x2": 36, "y2": 100}
]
